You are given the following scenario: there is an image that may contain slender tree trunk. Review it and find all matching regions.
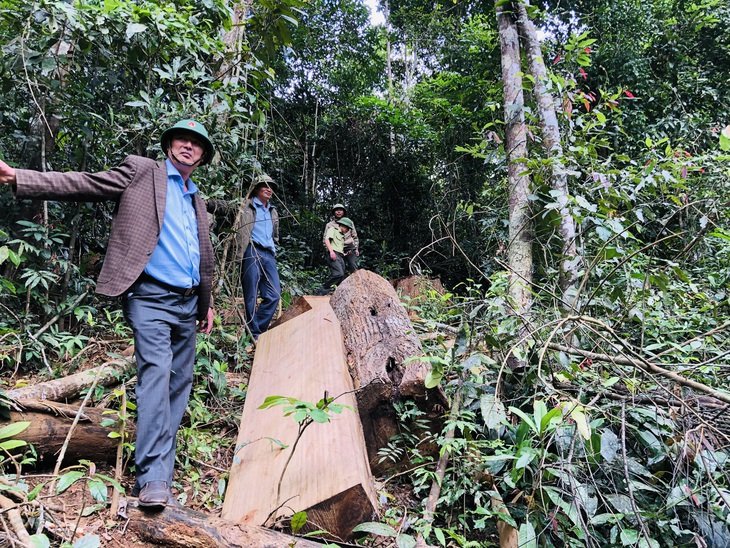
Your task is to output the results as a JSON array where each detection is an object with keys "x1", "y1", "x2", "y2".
[
  {"x1": 385, "y1": 0, "x2": 396, "y2": 155},
  {"x1": 310, "y1": 99, "x2": 319, "y2": 197},
  {"x1": 515, "y1": 1, "x2": 581, "y2": 301},
  {"x1": 496, "y1": 0, "x2": 533, "y2": 368}
]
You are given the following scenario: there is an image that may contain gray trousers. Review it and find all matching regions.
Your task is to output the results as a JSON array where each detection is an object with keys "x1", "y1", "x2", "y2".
[
  {"x1": 343, "y1": 246, "x2": 359, "y2": 273},
  {"x1": 323, "y1": 252, "x2": 347, "y2": 291},
  {"x1": 123, "y1": 278, "x2": 198, "y2": 492}
]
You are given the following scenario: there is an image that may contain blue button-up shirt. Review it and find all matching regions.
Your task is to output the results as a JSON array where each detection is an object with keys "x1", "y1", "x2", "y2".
[
  {"x1": 250, "y1": 197, "x2": 276, "y2": 254},
  {"x1": 145, "y1": 160, "x2": 201, "y2": 288}
]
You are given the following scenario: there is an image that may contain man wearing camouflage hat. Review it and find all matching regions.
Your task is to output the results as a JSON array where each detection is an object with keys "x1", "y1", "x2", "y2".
[
  {"x1": 0, "y1": 118, "x2": 216, "y2": 509},
  {"x1": 208, "y1": 173, "x2": 280, "y2": 341},
  {"x1": 322, "y1": 203, "x2": 359, "y2": 273}
]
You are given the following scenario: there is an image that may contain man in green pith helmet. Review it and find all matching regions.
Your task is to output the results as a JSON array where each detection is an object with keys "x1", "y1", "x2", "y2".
[
  {"x1": 322, "y1": 203, "x2": 359, "y2": 273},
  {"x1": 317, "y1": 216, "x2": 355, "y2": 295},
  {"x1": 0, "y1": 118, "x2": 216, "y2": 509},
  {"x1": 206, "y1": 172, "x2": 281, "y2": 341}
]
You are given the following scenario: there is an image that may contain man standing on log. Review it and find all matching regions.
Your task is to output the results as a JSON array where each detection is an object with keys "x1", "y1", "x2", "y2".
[
  {"x1": 208, "y1": 174, "x2": 280, "y2": 341},
  {"x1": 323, "y1": 203, "x2": 359, "y2": 273},
  {"x1": 0, "y1": 119, "x2": 216, "y2": 509},
  {"x1": 317, "y1": 216, "x2": 355, "y2": 295}
]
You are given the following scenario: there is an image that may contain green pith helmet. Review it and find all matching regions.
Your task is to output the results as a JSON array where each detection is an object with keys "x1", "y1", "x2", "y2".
[
  {"x1": 253, "y1": 173, "x2": 278, "y2": 192},
  {"x1": 337, "y1": 217, "x2": 354, "y2": 230},
  {"x1": 331, "y1": 203, "x2": 347, "y2": 215},
  {"x1": 160, "y1": 119, "x2": 214, "y2": 166}
]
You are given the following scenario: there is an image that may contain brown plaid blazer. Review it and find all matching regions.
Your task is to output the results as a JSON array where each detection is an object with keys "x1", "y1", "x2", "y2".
[{"x1": 14, "y1": 155, "x2": 214, "y2": 319}]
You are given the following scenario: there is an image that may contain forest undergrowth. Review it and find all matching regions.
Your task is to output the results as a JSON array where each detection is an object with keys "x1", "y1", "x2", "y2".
[{"x1": 2, "y1": 265, "x2": 730, "y2": 548}]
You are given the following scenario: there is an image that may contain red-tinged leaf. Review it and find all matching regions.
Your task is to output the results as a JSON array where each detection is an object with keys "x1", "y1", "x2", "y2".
[
  {"x1": 553, "y1": 55, "x2": 561, "y2": 65},
  {"x1": 579, "y1": 68, "x2": 587, "y2": 79},
  {"x1": 681, "y1": 166, "x2": 687, "y2": 179},
  {"x1": 699, "y1": 168, "x2": 705, "y2": 173},
  {"x1": 644, "y1": 159, "x2": 653, "y2": 166},
  {"x1": 583, "y1": 47, "x2": 592, "y2": 53},
  {"x1": 624, "y1": 90, "x2": 635, "y2": 98},
  {"x1": 583, "y1": 100, "x2": 591, "y2": 112}
]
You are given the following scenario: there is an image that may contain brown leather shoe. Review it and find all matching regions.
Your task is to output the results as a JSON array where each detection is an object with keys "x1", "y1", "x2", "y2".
[
  {"x1": 138, "y1": 481, "x2": 169, "y2": 508},
  {"x1": 167, "y1": 488, "x2": 185, "y2": 509}
]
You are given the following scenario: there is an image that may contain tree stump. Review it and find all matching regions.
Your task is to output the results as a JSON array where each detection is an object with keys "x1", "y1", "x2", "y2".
[{"x1": 330, "y1": 269, "x2": 447, "y2": 475}]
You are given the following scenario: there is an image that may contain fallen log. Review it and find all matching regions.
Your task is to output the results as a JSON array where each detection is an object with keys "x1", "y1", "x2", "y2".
[
  {"x1": 7, "y1": 358, "x2": 134, "y2": 402},
  {"x1": 124, "y1": 499, "x2": 328, "y2": 548},
  {"x1": 329, "y1": 270, "x2": 447, "y2": 475},
  {"x1": 222, "y1": 297, "x2": 376, "y2": 542},
  {"x1": 3, "y1": 400, "x2": 130, "y2": 467}
]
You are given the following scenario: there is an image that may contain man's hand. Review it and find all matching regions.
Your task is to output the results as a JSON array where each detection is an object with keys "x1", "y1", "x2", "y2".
[
  {"x1": 329, "y1": 250, "x2": 336, "y2": 262},
  {"x1": 198, "y1": 307, "x2": 215, "y2": 334},
  {"x1": 0, "y1": 160, "x2": 17, "y2": 184}
]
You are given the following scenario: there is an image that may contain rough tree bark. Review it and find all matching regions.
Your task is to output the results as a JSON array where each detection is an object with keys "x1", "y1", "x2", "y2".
[
  {"x1": 6, "y1": 358, "x2": 134, "y2": 401},
  {"x1": 496, "y1": 0, "x2": 533, "y2": 370},
  {"x1": 125, "y1": 501, "x2": 327, "y2": 548},
  {"x1": 515, "y1": 0, "x2": 581, "y2": 299},
  {"x1": 3, "y1": 401, "x2": 130, "y2": 466},
  {"x1": 329, "y1": 269, "x2": 447, "y2": 475}
]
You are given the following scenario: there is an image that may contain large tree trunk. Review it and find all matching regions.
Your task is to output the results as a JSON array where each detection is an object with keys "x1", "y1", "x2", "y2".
[
  {"x1": 497, "y1": 0, "x2": 533, "y2": 370},
  {"x1": 329, "y1": 269, "x2": 447, "y2": 475},
  {"x1": 3, "y1": 401, "x2": 130, "y2": 467},
  {"x1": 126, "y1": 501, "x2": 327, "y2": 548},
  {"x1": 515, "y1": 1, "x2": 581, "y2": 299}
]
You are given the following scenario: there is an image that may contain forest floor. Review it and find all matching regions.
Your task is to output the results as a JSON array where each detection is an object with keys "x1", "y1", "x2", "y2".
[{"x1": 11, "y1": 365, "x2": 418, "y2": 548}]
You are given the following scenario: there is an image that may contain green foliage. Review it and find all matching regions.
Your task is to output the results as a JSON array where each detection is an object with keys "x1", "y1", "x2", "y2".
[
  {"x1": 259, "y1": 394, "x2": 351, "y2": 425},
  {"x1": 0, "y1": 421, "x2": 30, "y2": 453}
]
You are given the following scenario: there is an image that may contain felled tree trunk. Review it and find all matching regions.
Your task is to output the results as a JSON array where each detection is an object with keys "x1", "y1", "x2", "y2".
[
  {"x1": 126, "y1": 501, "x2": 327, "y2": 548},
  {"x1": 222, "y1": 297, "x2": 376, "y2": 542},
  {"x1": 329, "y1": 269, "x2": 447, "y2": 474},
  {"x1": 6, "y1": 358, "x2": 134, "y2": 402},
  {"x1": 4, "y1": 400, "x2": 131, "y2": 467}
]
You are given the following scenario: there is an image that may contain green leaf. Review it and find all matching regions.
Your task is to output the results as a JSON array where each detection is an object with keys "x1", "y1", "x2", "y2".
[
  {"x1": 396, "y1": 533, "x2": 417, "y2": 548},
  {"x1": 424, "y1": 369, "x2": 442, "y2": 389},
  {"x1": 352, "y1": 522, "x2": 398, "y2": 537},
  {"x1": 73, "y1": 534, "x2": 102, "y2": 548},
  {"x1": 508, "y1": 406, "x2": 537, "y2": 434},
  {"x1": 480, "y1": 394, "x2": 506, "y2": 430},
  {"x1": 87, "y1": 477, "x2": 107, "y2": 502},
  {"x1": 56, "y1": 471, "x2": 85, "y2": 494},
  {"x1": 720, "y1": 125, "x2": 730, "y2": 151},
  {"x1": 564, "y1": 403, "x2": 591, "y2": 440},
  {"x1": 27, "y1": 534, "x2": 51, "y2": 548},
  {"x1": 620, "y1": 529, "x2": 639, "y2": 545},
  {"x1": 125, "y1": 23, "x2": 147, "y2": 40},
  {"x1": 518, "y1": 521, "x2": 537, "y2": 548},
  {"x1": 309, "y1": 409, "x2": 330, "y2": 424},
  {"x1": 0, "y1": 421, "x2": 30, "y2": 440},
  {"x1": 0, "y1": 439, "x2": 27, "y2": 451},
  {"x1": 290, "y1": 511, "x2": 307, "y2": 534}
]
